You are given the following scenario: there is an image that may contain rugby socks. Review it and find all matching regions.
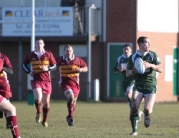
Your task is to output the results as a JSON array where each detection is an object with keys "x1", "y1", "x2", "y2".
[
  {"x1": 42, "y1": 107, "x2": 49, "y2": 122},
  {"x1": 67, "y1": 102, "x2": 75, "y2": 118},
  {"x1": 0, "y1": 111, "x2": 3, "y2": 118},
  {"x1": 6, "y1": 116, "x2": 21, "y2": 138},
  {"x1": 34, "y1": 101, "x2": 42, "y2": 114},
  {"x1": 130, "y1": 113, "x2": 139, "y2": 132},
  {"x1": 143, "y1": 110, "x2": 150, "y2": 116}
]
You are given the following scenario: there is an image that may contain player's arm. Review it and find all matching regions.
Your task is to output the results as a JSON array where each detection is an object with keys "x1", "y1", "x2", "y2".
[
  {"x1": 50, "y1": 57, "x2": 60, "y2": 80},
  {"x1": 41, "y1": 64, "x2": 56, "y2": 72},
  {"x1": 3, "y1": 67, "x2": 13, "y2": 74},
  {"x1": 76, "y1": 66, "x2": 88, "y2": 73},
  {"x1": 113, "y1": 61, "x2": 119, "y2": 73},
  {"x1": 143, "y1": 61, "x2": 163, "y2": 73},
  {"x1": 81, "y1": 66, "x2": 88, "y2": 72},
  {"x1": 2, "y1": 54, "x2": 13, "y2": 74},
  {"x1": 152, "y1": 63, "x2": 163, "y2": 73},
  {"x1": 144, "y1": 52, "x2": 163, "y2": 73},
  {"x1": 22, "y1": 57, "x2": 31, "y2": 74},
  {"x1": 76, "y1": 58, "x2": 88, "y2": 73},
  {"x1": 114, "y1": 56, "x2": 124, "y2": 73},
  {"x1": 45, "y1": 51, "x2": 57, "y2": 72},
  {"x1": 48, "y1": 64, "x2": 56, "y2": 71},
  {"x1": 126, "y1": 55, "x2": 136, "y2": 77},
  {"x1": 126, "y1": 63, "x2": 136, "y2": 77},
  {"x1": 22, "y1": 63, "x2": 30, "y2": 74},
  {"x1": 126, "y1": 68, "x2": 136, "y2": 77}
]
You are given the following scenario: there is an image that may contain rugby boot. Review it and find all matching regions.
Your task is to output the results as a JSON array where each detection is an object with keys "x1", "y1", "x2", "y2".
[{"x1": 35, "y1": 113, "x2": 41, "y2": 123}]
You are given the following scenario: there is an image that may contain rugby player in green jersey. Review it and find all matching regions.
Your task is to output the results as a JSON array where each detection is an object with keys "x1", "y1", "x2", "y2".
[
  {"x1": 126, "y1": 36, "x2": 163, "y2": 136},
  {"x1": 113, "y1": 44, "x2": 143, "y2": 121}
]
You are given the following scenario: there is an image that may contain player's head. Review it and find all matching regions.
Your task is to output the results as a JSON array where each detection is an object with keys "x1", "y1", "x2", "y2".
[
  {"x1": 137, "y1": 36, "x2": 150, "y2": 52},
  {"x1": 63, "y1": 44, "x2": 74, "y2": 60},
  {"x1": 35, "y1": 38, "x2": 45, "y2": 51},
  {"x1": 122, "y1": 44, "x2": 132, "y2": 57}
]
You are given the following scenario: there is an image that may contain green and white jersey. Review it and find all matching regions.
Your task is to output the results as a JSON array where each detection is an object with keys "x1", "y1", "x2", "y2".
[
  {"x1": 127, "y1": 50, "x2": 161, "y2": 87},
  {"x1": 114, "y1": 54, "x2": 135, "y2": 86}
]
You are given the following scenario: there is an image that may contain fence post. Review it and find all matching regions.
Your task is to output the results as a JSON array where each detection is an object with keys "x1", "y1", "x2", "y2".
[{"x1": 94, "y1": 79, "x2": 100, "y2": 101}]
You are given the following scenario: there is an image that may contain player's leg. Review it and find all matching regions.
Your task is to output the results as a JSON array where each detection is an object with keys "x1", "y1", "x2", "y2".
[
  {"x1": 40, "y1": 81, "x2": 52, "y2": 127},
  {"x1": 72, "y1": 96, "x2": 78, "y2": 117},
  {"x1": 4, "y1": 83, "x2": 13, "y2": 128},
  {"x1": 1, "y1": 83, "x2": 13, "y2": 128},
  {"x1": 41, "y1": 93, "x2": 51, "y2": 127},
  {"x1": 0, "y1": 97, "x2": 21, "y2": 138},
  {"x1": 4, "y1": 98, "x2": 10, "y2": 129},
  {"x1": 67, "y1": 96, "x2": 78, "y2": 126},
  {"x1": 125, "y1": 85, "x2": 133, "y2": 121},
  {"x1": 125, "y1": 85, "x2": 133, "y2": 111},
  {"x1": 33, "y1": 88, "x2": 43, "y2": 123},
  {"x1": 64, "y1": 89, "x2": 76, "y2": 126},
  {"x1": 126, "y1": 85, "x2": 143, "y2": 122},
  {"x1": 143, "y1": 94, "x2": 156, "y2": 128},
  {"x1": 130, "y1": 91, "x2": 143, "y2": 136},
  {"x1": 0, "y1": 109, "x2": 3, "y2": 118}
]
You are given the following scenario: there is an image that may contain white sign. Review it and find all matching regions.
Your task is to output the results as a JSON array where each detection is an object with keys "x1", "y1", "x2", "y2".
[
  {"x1": 2, "y1": 7, "x2": 73, "y2": 36},
  {"x1": 164, "y1": 55, "x2": 173, "y2": 82}
]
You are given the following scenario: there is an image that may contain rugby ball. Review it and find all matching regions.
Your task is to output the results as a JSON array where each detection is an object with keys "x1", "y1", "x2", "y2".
[{"x1": 134, "y1": 58, "x2": 145, "y2": 74}]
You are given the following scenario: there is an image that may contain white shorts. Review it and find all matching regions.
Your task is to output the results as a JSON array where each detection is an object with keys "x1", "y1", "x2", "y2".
[{"x1": 126, "y1": 85, "x2": 134, "y2": 93}]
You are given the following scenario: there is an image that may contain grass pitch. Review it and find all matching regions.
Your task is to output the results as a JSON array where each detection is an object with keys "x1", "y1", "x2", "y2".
[{"x1": 0, "y1": 101, "x2": 178, "y2": 138}]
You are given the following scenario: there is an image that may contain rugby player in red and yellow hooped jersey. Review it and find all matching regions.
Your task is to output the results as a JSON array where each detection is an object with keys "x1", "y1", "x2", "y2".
[
  {"x1": 22, "y1": 38, "x2": 56, "y2": 127},
  {"x1": 56, "y1": 44, "x2": 88, "y2": 126},
  {"x1": 0, "y1": 52, "x2": 21, "y2": 138}
]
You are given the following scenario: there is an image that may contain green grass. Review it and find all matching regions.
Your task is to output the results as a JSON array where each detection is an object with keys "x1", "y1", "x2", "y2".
[{"x1": 0, "y1": 101, "x2": 178, "y2": 138}]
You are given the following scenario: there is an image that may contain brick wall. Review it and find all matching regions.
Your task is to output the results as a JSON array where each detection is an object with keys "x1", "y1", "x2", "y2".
[{"x1": 106, "y1": 0, "x2": 137, "y2": 43}]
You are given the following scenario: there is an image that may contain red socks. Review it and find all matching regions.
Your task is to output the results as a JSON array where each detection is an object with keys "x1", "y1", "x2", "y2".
[
  {"x1": 43, "y1": 107, "x2": 50, "y2": 122},
  {"x1": 35, "y1": 101, "x2": 50, "y2": 123},
  {"x1": 6, "y1": 116, "x2": 20, "y2": 138},
  {"x1": 35, "y1": 101, "x2": 42, "y2": 114},
  {"x1": 67, "y1": 102, "x2": 75, "y2": 118}
]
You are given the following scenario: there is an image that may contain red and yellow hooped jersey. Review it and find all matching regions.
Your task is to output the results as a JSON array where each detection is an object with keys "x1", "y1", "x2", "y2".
[
  {"x1": 30, "y1": 60, "x2": 50, "y2": 73},
  {"x1": 23, "y1": 50, "x2": 56, "y2": 81},
  {"x1": 56, "y1": 55, "x2": 87, "y2": 86}
]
